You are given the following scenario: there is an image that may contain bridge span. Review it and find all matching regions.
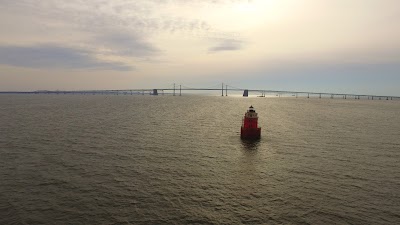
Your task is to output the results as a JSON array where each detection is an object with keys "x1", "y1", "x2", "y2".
[{"x1": 1, "y1": 83, "x2": 399, "y2": 101}]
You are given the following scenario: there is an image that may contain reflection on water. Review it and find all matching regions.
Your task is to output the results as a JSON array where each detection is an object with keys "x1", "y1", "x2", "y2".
[{"x1": 240, "y1": 139, "x2": 260, "y2": 152}]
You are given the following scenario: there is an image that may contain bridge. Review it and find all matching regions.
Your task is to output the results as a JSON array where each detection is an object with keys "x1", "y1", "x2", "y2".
[{"x1": 1, "y1": 83, "x2": 399, "y2": 100}]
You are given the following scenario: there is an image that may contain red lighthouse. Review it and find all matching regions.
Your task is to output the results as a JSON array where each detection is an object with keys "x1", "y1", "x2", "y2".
[{"x1": 241, "y1": 106, "x2": 261, "y2": 139}]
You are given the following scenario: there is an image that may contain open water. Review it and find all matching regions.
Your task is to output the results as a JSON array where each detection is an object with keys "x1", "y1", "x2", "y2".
[{"x1": 0, "y1": 95, "x2": 400, "y2": 224}]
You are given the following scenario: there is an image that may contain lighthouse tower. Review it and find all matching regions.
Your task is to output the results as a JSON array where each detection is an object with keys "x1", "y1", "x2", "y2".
[{"x1": 241, "y1": 105, "x2": 261, "y2": 139}]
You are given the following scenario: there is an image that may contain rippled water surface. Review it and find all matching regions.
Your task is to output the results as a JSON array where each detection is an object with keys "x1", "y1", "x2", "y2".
[{"x1": 1, "y1": 95, "x2": 400, "y2": 224}]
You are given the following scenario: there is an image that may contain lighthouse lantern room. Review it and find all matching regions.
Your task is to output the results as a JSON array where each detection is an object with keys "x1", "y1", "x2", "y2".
[{"x1": 241, "y1": 105, "x2": 261, "y2": 139}]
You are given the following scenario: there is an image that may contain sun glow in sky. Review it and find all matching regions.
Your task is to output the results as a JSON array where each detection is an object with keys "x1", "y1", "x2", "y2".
[{"x1": 0, "y1": 0, "x2": 399, "y2": 95}]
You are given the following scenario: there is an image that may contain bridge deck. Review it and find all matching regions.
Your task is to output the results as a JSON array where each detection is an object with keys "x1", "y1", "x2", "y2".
[{"x1": 1, "y1": 87, "x2": 399, "y2": 99}]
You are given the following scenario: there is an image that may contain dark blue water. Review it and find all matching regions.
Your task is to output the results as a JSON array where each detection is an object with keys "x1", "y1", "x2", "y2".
[{"x1": 1, "y1": 95, "x2": 399, "y2": 224}]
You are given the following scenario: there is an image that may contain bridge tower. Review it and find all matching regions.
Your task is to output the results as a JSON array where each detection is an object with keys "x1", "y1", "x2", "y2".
[{"x1": 243, "y1": 89, "x2": 249, "y2": 97}]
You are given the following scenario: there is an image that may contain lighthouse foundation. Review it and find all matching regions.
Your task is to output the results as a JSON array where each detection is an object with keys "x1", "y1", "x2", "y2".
[{"x1": 241, "y1": 127, "x2": 261, "y2": 139}]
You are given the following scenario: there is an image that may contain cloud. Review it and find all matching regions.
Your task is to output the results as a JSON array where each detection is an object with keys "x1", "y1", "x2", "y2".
[
  {"x1": 0, "y1": 44, "x2": 133, "y2": 71},
  {"x1": 208, "y1": 39, "x2": 243, "y2": 53},
  {"x1": 1, "y1": 0, "x2": 251, "y2": 61},
  {"x1": 97, "y1": 32, "x2": 159, "y2": 57},
  {"x1": 1, "y1": 0, "x2": 251, "y2": 72},
  {"x1": 0, "y1": 0, "x2": 239, "y2": 40}
]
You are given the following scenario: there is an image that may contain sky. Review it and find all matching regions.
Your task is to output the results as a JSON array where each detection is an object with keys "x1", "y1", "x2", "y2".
[{"x1": 0, "y1": 0, "x2": 399, "y2": 95}]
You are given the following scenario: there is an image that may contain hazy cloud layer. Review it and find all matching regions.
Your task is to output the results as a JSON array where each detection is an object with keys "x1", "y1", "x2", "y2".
[
  {"x1": 97, "y1": 32, "x2": 160, "y2": 57},
  {"x1": 0, "y1": 45, "x2": 133, "y2": 71},
  {"x1": 0, "y1": 0, "x2": 247, "y2": 70},
  {"x1": 208, "y1": 39, "x2": 243, "y2": 53},
  {"x1": 0, "y1": 0, "x2": 239, "y2": 38}
]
